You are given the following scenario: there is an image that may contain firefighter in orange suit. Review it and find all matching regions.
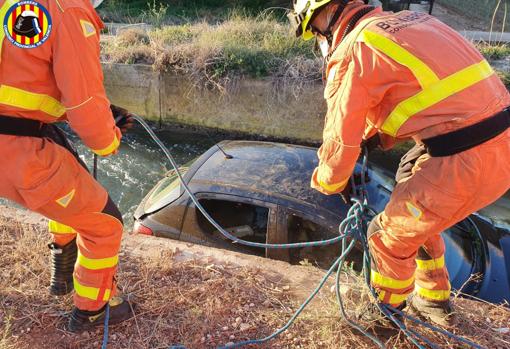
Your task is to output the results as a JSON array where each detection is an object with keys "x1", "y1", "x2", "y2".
[
  {"x1": 0, "y1": 0, "x2": 134, "y2": 331},
  {"x1": 289, "y1": 0, "x2": 510, "y2": 326}
]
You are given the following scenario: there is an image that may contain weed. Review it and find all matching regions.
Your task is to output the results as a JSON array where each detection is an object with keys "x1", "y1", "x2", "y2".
[
  {"x1": 141, "y1": 0, "x2": 169, "y2": 28},
  {"x1": 102, "y1": 13, "x2": 320, "y2": 91}
]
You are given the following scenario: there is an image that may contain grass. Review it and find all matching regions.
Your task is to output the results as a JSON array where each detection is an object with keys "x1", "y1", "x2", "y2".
[
  {"x1": 98, "y1": 0, "x2": 290, "y2": 25},
  {"x1": 1, "y1": 211, "x2": 510, "y2": 348},
  {"x1": 101, "y1": 12, "x2": 320, "y2": 90},
  {"x1": 477, "y1": 42, "x2": 510, "y2": 60}
]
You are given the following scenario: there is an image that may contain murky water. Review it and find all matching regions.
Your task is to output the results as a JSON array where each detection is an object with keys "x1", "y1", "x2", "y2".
[
  {"x1": 2, "y1": 123, "x2": 509, "y2": 229},
  {"x1": 67, "y1": 126, "x2": 221, "y2": 219}
]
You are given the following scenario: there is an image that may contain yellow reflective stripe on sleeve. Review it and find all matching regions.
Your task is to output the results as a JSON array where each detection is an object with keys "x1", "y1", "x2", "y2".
[
  {"x1": 415, "y1": 285, "x2": 451, "y2": 301},
  {"x1": 319, "y1": 177, "x2": 349, "y2": 193},
  {"x1": 371, "y1": 270, "x2": 415, "y2": 290},
  {"x1": 382, "y1": 60, "x2": 494, "y2": 136},
  {"x1": 416, "y1": 255, "x2": 445, "y2": 271},
  {"x1": 92, "y1": 135, "x2": 120, "y2": 156},
  {"x1": 0, "y1": 85, "x2": 66, "y2": 118},
  {"x1": 48, "y1": 220, "x2": 75, "y2": 235},
  {"x1": 378, "y1": 290, "x2": 409, "y2": 305},
  {"x1": 73, "y1": 277, "x2": 112, "y2": 301},
  {"x1": 77, "y1": 252, "x2": 119, "y2": 271},
  {"x1": 359, "y1": 30, "x2": 439, "y2": 89}
]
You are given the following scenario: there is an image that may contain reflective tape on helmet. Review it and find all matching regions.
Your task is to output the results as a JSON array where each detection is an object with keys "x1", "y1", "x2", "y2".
[
  {"x1": 48, "y1": 220, "x2": 75, "y2": 234},
  {"x1": 415, "y1": 285, "x2": 451, "y2": 301},
  {"x1": 382, "y1": 60, "x2": 494, "y2": 136},
  {"x1": 416, "y1": 255, "x2": 445, "y2": 271},
  {"x1": 73, "y1": 277, "x2": 112, "y2": 302},
  {"x1": 0, "y1": 85, "x2": 66, "y2": 118},
  {"x1": 371, "y1": 270, "x2": 415, "y2": 290},
  {"x1": 359, "y1": 30, "x2": 439, "y2": 89},
  {"x1": 77, "y1": 252, "x2": 119, "y2": 271}
]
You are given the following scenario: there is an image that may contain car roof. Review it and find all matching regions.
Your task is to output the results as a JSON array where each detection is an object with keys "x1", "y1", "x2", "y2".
[{"x1": 189, "y1": 140, "x2": 346, "y2": 216}]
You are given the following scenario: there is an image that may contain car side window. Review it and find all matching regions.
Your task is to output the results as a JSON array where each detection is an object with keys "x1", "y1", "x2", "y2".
[
  {"x1": 287, "y1": 213, "x2": 362, "y2": 270},
  {"x1": 195, "y1": 198, "x2": 269, "y2": 254}
]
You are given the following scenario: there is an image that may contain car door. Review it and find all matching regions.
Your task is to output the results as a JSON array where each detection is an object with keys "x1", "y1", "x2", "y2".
[
  {"x1": 276, "y1": 206, "x2": 364, "y2": 269},
  {"x1": 179, "y1": 192, "x2": 278, "y2": 257}
]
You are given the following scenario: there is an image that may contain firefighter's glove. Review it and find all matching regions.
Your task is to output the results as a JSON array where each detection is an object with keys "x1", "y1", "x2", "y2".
[
  {"x1": 340, "y1": 181, "x2": 353, "y2": 205},
  {"x1": 340, "y1": 172, "x2": 371, "y2": 205},
  {"x1": 361, "y1": 134, "x2": 382, "y2": 154},
  {"x1": 111, "y1": 105, "x2": 134, "y2": 134},
  {"x1": 395, "y1": 143, "x2": 427, "y2": 183}
]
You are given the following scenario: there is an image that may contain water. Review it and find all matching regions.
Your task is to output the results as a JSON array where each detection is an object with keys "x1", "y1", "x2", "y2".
[
  {"x1": 69, "y1": 126, "x2": 221, "y2": 219},
  {"x1": 2, "y1": 124, "x2": 509, "y2": 229}
]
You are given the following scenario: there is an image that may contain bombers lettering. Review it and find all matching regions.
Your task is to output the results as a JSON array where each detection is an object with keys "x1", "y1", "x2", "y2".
[{"x1": 376, "y1": 12, "x2": 431, "y2": 33}]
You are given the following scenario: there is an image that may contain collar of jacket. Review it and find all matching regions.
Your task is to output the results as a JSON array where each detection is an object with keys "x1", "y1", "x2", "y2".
[{"x1": 330, "y1": 4, "x2": 383, "y2": 51}]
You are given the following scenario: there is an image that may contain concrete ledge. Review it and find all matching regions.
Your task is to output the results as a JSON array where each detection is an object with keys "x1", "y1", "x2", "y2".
[{"x1": 102, "y1": 63, "x2": 326, "y2": 142}]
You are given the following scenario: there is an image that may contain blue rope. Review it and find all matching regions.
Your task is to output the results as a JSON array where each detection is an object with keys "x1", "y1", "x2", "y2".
[
  {"x1": 100, "y1": 116, "x2": 487, "y2": 349},
  {"x1": 101, "y1": 304, "x2": 110, "y2": 349}
]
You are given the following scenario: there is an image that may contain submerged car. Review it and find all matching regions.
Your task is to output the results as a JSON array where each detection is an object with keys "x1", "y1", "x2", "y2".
[{"x1": 134, "y1": 141, "x2": 510, "y2": 304}]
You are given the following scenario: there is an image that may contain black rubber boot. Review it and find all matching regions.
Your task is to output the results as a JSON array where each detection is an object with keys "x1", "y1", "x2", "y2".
[
  {"x1": 67, "y1": 296, "x2": 134, "y2": 333},
  {"x1": 48, "y1": 238, "x2": 77, "y2": 296}
]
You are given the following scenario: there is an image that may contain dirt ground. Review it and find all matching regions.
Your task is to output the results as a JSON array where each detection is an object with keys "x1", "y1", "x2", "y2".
[
  {"x1": 0, "y1": 211, "x2": 509, "y2": 349},
  {"x1": 412, "y1": 3, "x2": 489, "y2": 31}
]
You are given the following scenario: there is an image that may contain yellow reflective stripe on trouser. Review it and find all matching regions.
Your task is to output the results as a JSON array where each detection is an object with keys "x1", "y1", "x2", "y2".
[
  {"x1": 92, "y1": 135, "x2": 120, "y2": 156},
  {"x1": 378, "y1": 290, "x2": 409, "y2": 305},
  {"x1": 73, "y1": 276, "x2": 111, "y2": 301},
  {"x1": 0, "y1": 85, "x2": 66, "y2": 118},
  {"x1": 77, "y1": 252, "x2": 119, "y2": 271},
  {"x1": 415, "y1": 285, "x2": 451, "y2": 301},
  {"x1": 416, "y1": 255, "x2": 445, "y2": 271},
  {"x1": 0, "y1": 0, "x2": 19, "y2": 60},
  {"x1": 359, "y1": 30, "x2": 439, "y2": 89},
  {"x1": 382, "y1": 60, "x2": 494, "y2": 136},
  {"x1": 48, "y1": 220, "x2": 75, "y2": 234},
  {"x1": 371, "y1": 270, "x2": 415, "y2": 289}
]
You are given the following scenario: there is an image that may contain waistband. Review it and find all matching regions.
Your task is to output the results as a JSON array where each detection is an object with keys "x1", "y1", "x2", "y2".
[
  {"x1": 422, "y1": 108, "x2": 510, "y2": 157},
  {"x1": 0, "y1": 115, "x2": 44, "y2": 137}
]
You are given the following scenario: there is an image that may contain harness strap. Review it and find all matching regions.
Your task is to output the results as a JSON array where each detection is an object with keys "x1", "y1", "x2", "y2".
[
  {"x1": 0, "y1": 114, "x2": 44, "y2": 137},
  {"x1": 423, "y1": 108, "x2": 510, "y2": 157}
]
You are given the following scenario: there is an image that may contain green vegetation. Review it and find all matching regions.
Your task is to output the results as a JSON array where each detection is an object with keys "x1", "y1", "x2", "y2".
[
  {"x1": 98, "y1": 0, "x2": 289, "y2": 24},
  {"x1": 101, "y1": 12, "x2": 320, "y2": 87},
  {"x1": 477, "y1": 42, "x2": 510, "y2": 60}
]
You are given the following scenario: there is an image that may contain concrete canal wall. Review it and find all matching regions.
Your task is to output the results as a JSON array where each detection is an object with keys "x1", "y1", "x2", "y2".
[{"x1": 102, "y1": 63, "x2": 326, "y2": 143}]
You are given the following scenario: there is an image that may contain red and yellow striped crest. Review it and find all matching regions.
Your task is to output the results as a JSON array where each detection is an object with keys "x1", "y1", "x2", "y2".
[{"x1": 3, "y1": 1, "x2": 52, "y2": 48}]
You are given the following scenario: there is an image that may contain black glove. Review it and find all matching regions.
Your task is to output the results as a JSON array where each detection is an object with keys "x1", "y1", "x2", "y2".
[
  {"x1": 395, "y1": 143, "x2": 427, "y2": 183},
  {"x1": 340, "y1": 172, "x2": 371, "y2": 205},
  {"x1": 110, "y1": 105, "x2": 134, "y2": 134},
  {"x1": 361, "y1": 133, "x2": 382, "y2": 154},
  {"x1": 340, "y1": 181, "x2": 353, "y2": 205}
]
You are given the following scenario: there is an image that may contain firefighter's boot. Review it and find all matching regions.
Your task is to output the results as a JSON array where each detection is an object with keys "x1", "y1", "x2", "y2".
[
  {"x1": 48, "y1": 238, "x2": 77, "y2": 296},
  {"x1": 67, "y1": 296, "x2": 134, "y2": 333},
  {"x1": 359, "y1": 301, "x2": 406, "y2": 328},
  {"x1": 409, "y1": 296, "x2": 456, "y2": 327}
]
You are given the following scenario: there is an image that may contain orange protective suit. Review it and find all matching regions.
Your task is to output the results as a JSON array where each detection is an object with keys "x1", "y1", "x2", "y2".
[
  {"x1": 311, "y1": 4, "x2": 510, "y2": 305},
  {"x1": 0, "y1": 0, "x2": 122, "y2": 311}
]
